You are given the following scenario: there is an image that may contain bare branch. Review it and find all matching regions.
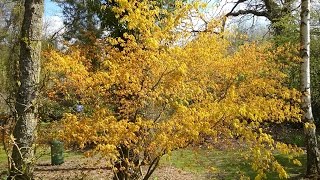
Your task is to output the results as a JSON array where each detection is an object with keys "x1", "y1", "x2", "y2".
[
  {"x1": 226, "y1": 9, "x2": 269, "y2": 18},
  {"x1": 228, "y1": 0, "x2": 249, "y2": 14}
]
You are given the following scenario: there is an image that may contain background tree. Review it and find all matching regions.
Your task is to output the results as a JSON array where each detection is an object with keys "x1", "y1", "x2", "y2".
[
  {"x1": 54, "y1": 0, "x2": 106, "y2": 44},
  {"x1": 54, "y1": 0, "x2": 185, "y2": 44},
  {"x1": 308, "y1": 4, "x2": 320, "y2": 124},
  {"x1": 0, "y1": 2, "x2": 23, "y2": 170},
  {"x1": 224, "y1": 0, "x2": 301, "y2": 90},
  {"x1": 0, "y1": 0, "x2": 23, "y2": 112},
  {"x1": 225, "y1": 0, "x2": 298, "y2": 36},
  {"x1": 300, "y1": 0, "x2": 320, "y2": 176},
  {"x1": 310, "y1": 36, "x2": 320, "y2": 123},
  {"x1": 222, "y1": 0, "x2": 320, "y2": 130},
  {"x1": 9, "y1": 0, "x2": 44, "y2": 179}
]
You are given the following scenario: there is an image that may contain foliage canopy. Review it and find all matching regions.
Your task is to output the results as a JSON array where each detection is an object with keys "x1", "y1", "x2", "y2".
[{"x1": 43, "y1": 0, "x2": 303, "y2": 179}]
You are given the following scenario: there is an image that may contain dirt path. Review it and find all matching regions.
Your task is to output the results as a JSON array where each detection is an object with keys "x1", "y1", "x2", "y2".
[{"x1": 34, "y1": 158, "x2": 204, "y2": 180}]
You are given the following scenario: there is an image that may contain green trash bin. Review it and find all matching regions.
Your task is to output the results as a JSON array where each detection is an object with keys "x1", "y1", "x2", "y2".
[{"x1": 51, "y1": 140, "x2": 64, "y2": 165}]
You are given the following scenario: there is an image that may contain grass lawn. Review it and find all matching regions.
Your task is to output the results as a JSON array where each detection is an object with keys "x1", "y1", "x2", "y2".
[
  {"x1": 0, "y1": 145, "x2": 84, "y2": 177},
  {"x1": 161, "y1": 148, "x2": 306, "y2": 179}
]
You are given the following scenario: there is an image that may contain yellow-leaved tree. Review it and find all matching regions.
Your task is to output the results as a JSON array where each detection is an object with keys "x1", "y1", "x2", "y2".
[{"x1": 43, "y1": 0, "x2": 302, "y2": 179}]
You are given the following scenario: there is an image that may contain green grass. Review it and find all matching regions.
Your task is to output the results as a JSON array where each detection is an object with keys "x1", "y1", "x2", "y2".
[
  {"x1": 0, "y1": 145, "x2": 84, "y2": 168},
  {"x1": 0, "y1": 145, "x2": 85, "y2": 179},
  {"x1": 281, "y1": 133, "x2": 305, "y2": 147},
  {"x1": 274, "y1": 154, "x2": 306, "y2": 179},
  {"x1": 161, "y1": 149, "x2": 255, "y2": 179},
  {"x1": 161, "y1": 148, "x2": 306, "y2": 179},
  {"x1": 35, "y1": 145, "x2": 83, "y2": 162},
  {"x1": 0, "y1": 149, "x2": 8, "y2": 164}
]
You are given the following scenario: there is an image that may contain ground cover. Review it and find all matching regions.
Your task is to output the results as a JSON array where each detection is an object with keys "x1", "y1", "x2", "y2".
[
  {"x1": 0, "y1": 145, "x2": 306, "y2": 179},
  {"x1": 0, "y1": 125, "x2": 308, "y2": 179}
]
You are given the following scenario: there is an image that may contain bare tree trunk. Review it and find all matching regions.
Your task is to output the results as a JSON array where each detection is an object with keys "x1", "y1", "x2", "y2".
[
  {"x1": 9, "y1": 0, "x2": 43, "y2": 179},
  {"x1": 300, "y1": 0, "x2": 320, "y2": 177}
]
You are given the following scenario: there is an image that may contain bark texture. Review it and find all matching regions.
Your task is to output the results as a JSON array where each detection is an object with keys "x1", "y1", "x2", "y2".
[
  {"x1": 300, "y1": 0, "x2": 320, "y2": 176},
  {"x1": 9, "y1": 0, "x2": 43, "y2": 179}
]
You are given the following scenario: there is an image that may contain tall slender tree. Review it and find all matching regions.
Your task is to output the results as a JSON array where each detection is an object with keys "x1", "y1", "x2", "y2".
[
  {"x1": 300, "y1": 0, "x2": 320, "y2": 176},
  {"x1": 9, "y1": 0, "x2": 44, "y2": 179}
]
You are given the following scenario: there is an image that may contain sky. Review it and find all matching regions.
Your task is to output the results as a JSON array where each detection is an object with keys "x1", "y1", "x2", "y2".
[
  {"x1": 44, "y1": 0, "x2": 61, "y2": 17},
  {"x1": 44, "y1": 0, "x2": 63, "y2": 36}
]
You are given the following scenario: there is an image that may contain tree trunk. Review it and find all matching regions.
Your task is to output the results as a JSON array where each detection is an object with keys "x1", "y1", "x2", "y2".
[
  {"x1": 300, "y1": 0, "x2": 320, "y2": 177},
  {"x1": 9, "y1": 0, "x2": 43, "y2": 179},
  {"x1": 113, "y1": 145, "x2": 142, "y2": 180}
]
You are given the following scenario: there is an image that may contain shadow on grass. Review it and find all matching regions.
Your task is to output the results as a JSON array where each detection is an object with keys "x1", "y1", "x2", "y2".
[{"x1": 161, "y1": 148, "x2": 306, "y2": 180}]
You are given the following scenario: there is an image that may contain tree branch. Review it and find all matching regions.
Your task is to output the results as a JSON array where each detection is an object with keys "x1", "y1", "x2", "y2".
[
  {"x1": 143, "y1": 156, "x2": 160, "y2": 180},
  {"x1": 226, "y1": 10, "x2": 269, "y2": 18},
  {"x1": 228, "y1": 0, "x2": 248, "y2": 15}
]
